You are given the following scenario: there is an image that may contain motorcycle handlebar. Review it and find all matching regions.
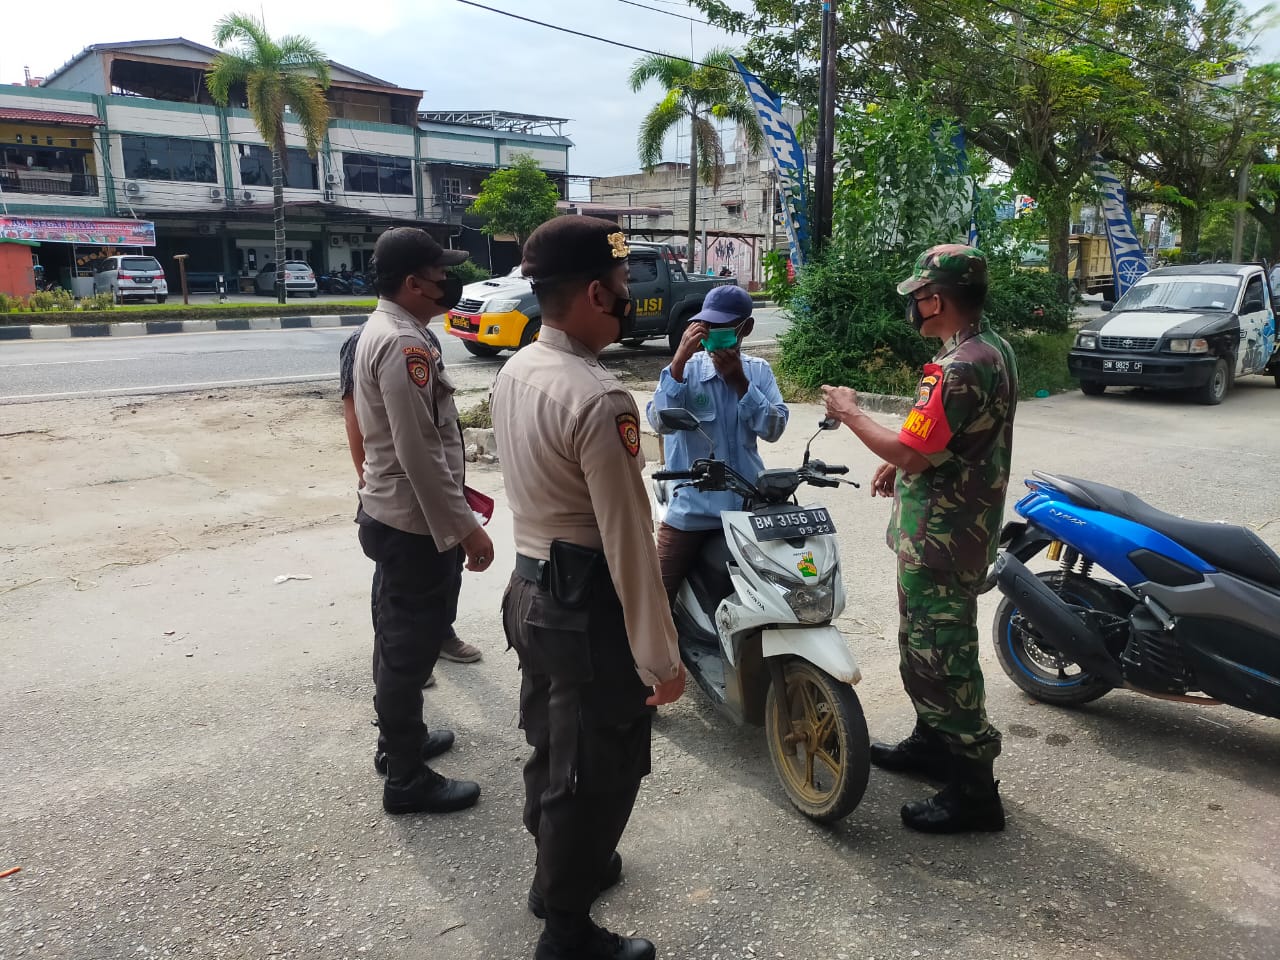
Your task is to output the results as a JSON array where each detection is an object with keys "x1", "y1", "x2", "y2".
[
  {"x1": 820, "y1": 464, "x2": 849, "y2": 476},
  {"x1": 652, "y1": 470, "x2": 695, "y2": 481}
]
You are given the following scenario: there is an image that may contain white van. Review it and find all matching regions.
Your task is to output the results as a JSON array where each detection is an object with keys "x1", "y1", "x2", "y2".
[{"x1": 93, "y1": 255, "x2": 168, "y2": 304}]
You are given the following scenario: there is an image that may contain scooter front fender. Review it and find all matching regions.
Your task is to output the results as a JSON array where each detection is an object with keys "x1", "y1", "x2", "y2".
[{"x1": 762, "y1": 626, "x2": 862, "y2": 685}]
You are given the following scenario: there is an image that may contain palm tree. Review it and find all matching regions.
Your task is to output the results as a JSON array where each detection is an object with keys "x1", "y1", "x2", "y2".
[
  {"x1": 630, "y1": 49, "x2": 764, "y2": 272},
  {"x1": 206, "y1": 14, "x2": 331, "y2": 304}
]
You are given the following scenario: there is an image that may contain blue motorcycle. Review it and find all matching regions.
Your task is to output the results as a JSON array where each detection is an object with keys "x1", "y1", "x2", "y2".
[{"x1": 989, "y1": 472, "x2": 1280, "y2": 719}]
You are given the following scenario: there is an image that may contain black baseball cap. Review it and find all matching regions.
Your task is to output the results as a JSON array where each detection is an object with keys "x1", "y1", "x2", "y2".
[
  {"x1": 522, "y1": 216, "x2": 630, "y2": 282},
  {"x1": 372, "y1": 227, "x2": 469, "y2": 285}
]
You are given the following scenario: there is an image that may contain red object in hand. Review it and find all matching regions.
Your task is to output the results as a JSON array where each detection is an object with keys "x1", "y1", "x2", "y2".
[{"x1": 464, "y1": 486, "x2": 494, "y2": 526}]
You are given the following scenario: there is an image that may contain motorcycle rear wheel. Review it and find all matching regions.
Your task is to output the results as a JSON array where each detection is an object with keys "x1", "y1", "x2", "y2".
[
  {"x1": 992, "y1": 572, "x2": 1122, "y2": 706},
  {"x1": 764, "y1": 658, "x2": 869, "y2": 823}
]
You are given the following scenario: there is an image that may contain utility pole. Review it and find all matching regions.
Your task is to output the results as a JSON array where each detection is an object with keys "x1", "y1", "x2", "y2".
[
  {"x1": 813, "y1": 0, "x2": 837, "y2": 252},
  {"x1": 1233, "y1": 160, "x2": 1250, "y2": 262}
]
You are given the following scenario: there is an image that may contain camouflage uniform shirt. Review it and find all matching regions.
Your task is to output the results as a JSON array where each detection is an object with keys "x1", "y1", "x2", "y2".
[{"x1": 888, "y1": 319, "x2": 1019, "y2": 571}]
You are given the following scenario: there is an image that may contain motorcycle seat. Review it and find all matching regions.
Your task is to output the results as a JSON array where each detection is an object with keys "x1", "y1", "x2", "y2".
[{"x1": 1039, "y1": 473, "x2": 1280, "y2": 589}]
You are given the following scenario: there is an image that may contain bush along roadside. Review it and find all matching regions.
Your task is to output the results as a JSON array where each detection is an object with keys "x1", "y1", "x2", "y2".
[
  {"x1": 778, "y1": 256, "x2": 1077, "y2": 402},
  {"x1": 0, "y1": 300, "x2": 378, "y2": 326}
]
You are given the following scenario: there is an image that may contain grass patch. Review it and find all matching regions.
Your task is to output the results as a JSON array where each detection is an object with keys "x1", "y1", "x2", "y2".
[
  {"x1": 458, "y1": 398, "x2": 493, "y2": 430},
  {"x1": 1, "y1": 300, "x2": 377, "y2": 326}
]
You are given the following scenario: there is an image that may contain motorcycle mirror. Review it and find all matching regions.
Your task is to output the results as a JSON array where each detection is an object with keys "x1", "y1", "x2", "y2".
[
  {"x1": 803, "y1": 418, "x2": 838, "y2": 465},
  {"x1": 658, "y1": 408, "x2": 700, "y2": 433}
]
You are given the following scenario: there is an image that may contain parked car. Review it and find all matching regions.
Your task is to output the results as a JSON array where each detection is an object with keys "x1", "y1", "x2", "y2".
[
  {"x1": 92, "y1": 255, "x2": 168, "y2": 303},
  {"x1": 255, "y1": 261, "x2": 318, "y2": 297},
  {"x1": 1068, "y1": 263, "x2": 1278, "y2": 404},
  {"x1": 443, "y1": 244, "x2": 729, "y2": 357}
]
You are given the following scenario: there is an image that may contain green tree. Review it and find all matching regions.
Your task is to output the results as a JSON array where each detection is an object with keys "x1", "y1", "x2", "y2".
[
  {"x1": 206, "y1": 13, "x2": 331, "y2": 304},
  {"x1": 630, "y1": 48, "x2": 763, "y2": 271},
  {"x1": 469, "y1": 154, "x2": 561, "y2": 248}
]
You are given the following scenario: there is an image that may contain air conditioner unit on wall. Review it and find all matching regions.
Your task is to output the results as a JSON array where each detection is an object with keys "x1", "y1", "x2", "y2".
[
  {"x1": 197, "y1": 222, "x2": 217, "y2": 236},
  {"x1": 209, "y1": 186, "x2": 223, "y2": 201},
  {"x1": 330, "y1": 235, "x2": 342, "y2": 247},
  {"x1": 348, "y1": 235, "x2": 362, "y2": 246},
  {"x1": 242, "y1": 189, "x2": 254, "y2": 202},
  {"x1": 325, "y1": 171, "x2": 341, "y2": 186},
  {"x1": 124, "y1": 180, "x2": 143, "y2": 197}
]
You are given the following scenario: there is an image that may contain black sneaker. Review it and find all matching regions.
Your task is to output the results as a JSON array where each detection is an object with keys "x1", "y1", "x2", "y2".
[
  {"x1": 527, "y1": 851, "x2": 622, "y2": 919},
  {"x1": 382, "y1": 765, "x2": 480, "y2": 815},
  {"x1": 374, "y1": 729, "x2": 455, "y2": 776}
]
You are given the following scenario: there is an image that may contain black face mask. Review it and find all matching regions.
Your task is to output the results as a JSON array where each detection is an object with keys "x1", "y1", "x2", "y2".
[
  {"x1": 434, "y1": 276, "x2": 464, "y2": 311},
  {"x1": 605, "y1": 284, "x2": 635, "y2": 341},
  {"x1": 907, "y1": 294, "x2": 939, "y2": 332}
]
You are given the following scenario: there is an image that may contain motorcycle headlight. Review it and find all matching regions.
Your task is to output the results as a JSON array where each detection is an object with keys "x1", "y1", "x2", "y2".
[
  {"x1": 732, "y1": 529, "x2": 836, "y2": 624},
  {"x1": 1075, "y1": 334, "x2": 1097, "y2": 350},
  {"x1": 1168, "y1": 338, "x2": 1209, "y2": 354},
  {"x1": 484, "y1": 299, "x2": 519, "y2": 314}
]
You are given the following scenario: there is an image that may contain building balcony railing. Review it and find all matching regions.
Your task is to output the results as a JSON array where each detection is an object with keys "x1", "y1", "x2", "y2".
[{"x1": 0, "y1": 171, "x2": 100, "y2": 198}]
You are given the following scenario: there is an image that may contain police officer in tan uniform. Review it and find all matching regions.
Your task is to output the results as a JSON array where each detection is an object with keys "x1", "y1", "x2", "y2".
[
  {"x1": 491, "y1": 217, "x2": 686, "y2": 960},
  {"x1": 354, "y1": 227, "x2": 493, "y2": 816}
]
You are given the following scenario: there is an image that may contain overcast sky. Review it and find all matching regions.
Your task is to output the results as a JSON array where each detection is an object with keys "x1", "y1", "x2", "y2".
[{"x1": 3, "y1": 0, "x2": 1278, "y2": 189}]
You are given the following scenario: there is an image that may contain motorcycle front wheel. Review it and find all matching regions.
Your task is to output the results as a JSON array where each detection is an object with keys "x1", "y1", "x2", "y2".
[{"x1": 764, "y1": 658, "x2": 869, "y2": 823}]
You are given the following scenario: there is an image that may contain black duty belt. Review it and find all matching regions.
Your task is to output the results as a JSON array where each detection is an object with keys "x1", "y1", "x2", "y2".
[{"x1": 514, "y1": 553, "x2": 549, "y2": 588}]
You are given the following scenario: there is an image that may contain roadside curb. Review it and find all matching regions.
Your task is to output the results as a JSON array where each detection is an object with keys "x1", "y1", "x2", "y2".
[{"x1": 0, "y1": 314, "x2": 368, "y2": 342}]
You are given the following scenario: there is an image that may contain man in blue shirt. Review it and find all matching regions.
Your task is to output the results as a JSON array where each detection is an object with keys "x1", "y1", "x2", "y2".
[{"x1": 647, "y1": 284, "x2": 789, "y2": 600}]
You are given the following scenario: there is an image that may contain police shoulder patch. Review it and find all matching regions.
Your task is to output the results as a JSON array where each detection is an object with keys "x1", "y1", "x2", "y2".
[
  {"x1": 616, "y1": 412, "x2": 641, "y2": 457},
  {"x1": 404, "y1": 345, "x2": 432, "y2": 388}
]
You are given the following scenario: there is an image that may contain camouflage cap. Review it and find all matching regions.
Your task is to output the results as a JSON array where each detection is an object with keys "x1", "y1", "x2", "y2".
[{"x1": 896, "y1": 244, "x2": 988, "y2": 296}]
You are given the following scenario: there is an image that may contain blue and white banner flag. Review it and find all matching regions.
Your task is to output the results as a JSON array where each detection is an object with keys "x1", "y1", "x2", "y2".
[
  {"x1": 1091, "y1": 157, "x2": 1149, "y2": 298},
  {"x1": 731, "y1": 57, "x2": 810, "y2": 268}
]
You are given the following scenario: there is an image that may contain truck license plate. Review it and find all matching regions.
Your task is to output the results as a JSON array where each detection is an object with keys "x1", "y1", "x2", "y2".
[
  {"x1": 750, "y1": 507, "x2": 837, "y2": 541},
  {"x1": 1103, "y1": 360, "x2": 1142, "y2": 373}
]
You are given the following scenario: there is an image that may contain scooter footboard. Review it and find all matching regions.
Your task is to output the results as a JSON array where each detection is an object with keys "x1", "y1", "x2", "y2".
[
  {"x1": 994, "y1": 552, "x2": 1124, "y2": 686},
  {"x1": 762, "y1": 626, "x2": 862, "y2": 685}
]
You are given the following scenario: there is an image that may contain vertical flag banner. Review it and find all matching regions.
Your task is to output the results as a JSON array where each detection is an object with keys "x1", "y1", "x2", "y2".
[
  {"x1": 732, "y1": 57, "x2": 810, "y2": 268},
  {"x1": 949, "y1": 126, "x2": 980, "y2": 248},
  {"x1": 1091, "y1": 157, "x2": 1150, "y2": 298}
]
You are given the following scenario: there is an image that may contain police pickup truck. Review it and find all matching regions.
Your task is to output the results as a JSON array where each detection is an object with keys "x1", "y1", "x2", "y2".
[
  {"x1": 1068, "y1": 263, "x2": 1279, "y2": 405},
  {"x1": 443, "y1": 241, "x2": 730, "y2": 356}
]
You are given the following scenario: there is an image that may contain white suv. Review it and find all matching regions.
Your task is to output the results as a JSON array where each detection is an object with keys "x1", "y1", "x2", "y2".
[{"x1": 93, "y1": 255, "x2": 168, "y2": 304}]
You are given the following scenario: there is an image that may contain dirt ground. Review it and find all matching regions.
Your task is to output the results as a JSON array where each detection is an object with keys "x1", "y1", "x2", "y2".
[{"x1": 2, "y1": 379, "x2": 1278, "y2": 960}]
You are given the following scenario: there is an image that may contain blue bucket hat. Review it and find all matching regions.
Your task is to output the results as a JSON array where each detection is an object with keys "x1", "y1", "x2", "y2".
[{"x1": 693, "y1": 284, "x2": 753, "y2": 326}]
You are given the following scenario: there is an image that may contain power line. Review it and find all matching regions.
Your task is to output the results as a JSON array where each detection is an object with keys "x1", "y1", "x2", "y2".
[{"x1": 611, "y1": 0, "x2": 709, "y2": 25}]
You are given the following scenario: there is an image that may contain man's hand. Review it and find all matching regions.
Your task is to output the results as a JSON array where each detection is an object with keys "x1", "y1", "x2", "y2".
[
  {"x1": 822, "y1": 384, "x2": 863, "y2": 425},
  {"x1": 871, "y1": 461, "x2": 896, "y2": 498},
  {"x1": 710, "y1": 347, "x2": 749, "y2": 397},
  {"x1": 460, "y1": 525, "x2": 495, "y2": 573},
  {"x1": 646, "y1": 662, "x2": 687, "y2": 706},
  {"x1": 670, "y1": 322, "x2": 709, "y2": 383}
]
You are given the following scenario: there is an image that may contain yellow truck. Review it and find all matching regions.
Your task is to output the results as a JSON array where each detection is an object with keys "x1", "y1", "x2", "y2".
[{"x1": 1020, "y1": 234, "x2": 1116, "y2": 298}]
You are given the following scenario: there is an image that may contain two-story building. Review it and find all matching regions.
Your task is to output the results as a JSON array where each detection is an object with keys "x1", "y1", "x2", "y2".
[{"x1": 0, "y1": 39, "x2": 574, "y2": 294}]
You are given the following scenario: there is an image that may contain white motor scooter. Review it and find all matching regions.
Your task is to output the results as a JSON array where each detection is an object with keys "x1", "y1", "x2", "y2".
[{"x1": 652, "y1": 409, "x2": 870, "y2": 823}]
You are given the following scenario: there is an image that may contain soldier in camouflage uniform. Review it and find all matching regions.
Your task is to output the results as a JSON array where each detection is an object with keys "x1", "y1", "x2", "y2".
[{"x1": 822, "y1": 244, "x2": 1017, "y2": 834}]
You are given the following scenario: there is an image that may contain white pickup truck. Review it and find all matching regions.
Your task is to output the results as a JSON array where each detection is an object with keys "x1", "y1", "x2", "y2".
[{"x1": 1068, "y1": 263, "x2": 1279, "y2": 405}]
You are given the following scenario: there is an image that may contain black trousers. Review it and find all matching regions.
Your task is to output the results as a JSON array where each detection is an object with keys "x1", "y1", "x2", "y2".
[
  {"x1": 357, "y1": 508, "x2": 463, "y2": 759},
  {"x1": 502, "y1": 571, "x2": 653, "y2": 916}
]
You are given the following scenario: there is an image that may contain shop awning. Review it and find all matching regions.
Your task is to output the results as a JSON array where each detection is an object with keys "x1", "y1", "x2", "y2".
[{"x1": 0, "y1": 107, "x2": 103, "y2": 126}]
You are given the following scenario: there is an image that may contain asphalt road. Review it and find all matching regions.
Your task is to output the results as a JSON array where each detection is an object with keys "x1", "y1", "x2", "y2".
[{"x1": 0, "y1": 307, "x2": 789, "y2": 403}]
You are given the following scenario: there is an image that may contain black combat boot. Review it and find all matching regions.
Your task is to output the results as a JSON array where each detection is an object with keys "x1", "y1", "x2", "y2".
[
  {"x1": 373, "y1": 729, "x2": 455, "y2": 776},
  {"x1": 900, "y1": 756, "x2": 1005, "y2": 834},
  {"x1": 534, "y1": 913, "x2": 655, "y2": 960},
  {"x1": 527, "y1": 851, "x2": 623, "y2": 919},
  {"x1": 382, "y1": 754, "x2": 480, "y2": 815},
  {"x1": 869, "y1": 721, "x2": 952, "y2": 781}
]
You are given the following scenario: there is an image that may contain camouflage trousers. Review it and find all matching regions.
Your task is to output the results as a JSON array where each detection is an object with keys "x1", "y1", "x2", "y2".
[{"x1": 896, "y1": 560, "x2": 1002, "y2": 762}]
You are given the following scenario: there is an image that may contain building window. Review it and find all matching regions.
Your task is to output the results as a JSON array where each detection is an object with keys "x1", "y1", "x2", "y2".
[
  {"x1": 342, "y1": 152, "x2": 413, "y2": 195},
  {"x1": 238, "y1": 144, "x2": 319, "y2": 190},
  {"x1": 440, "y1": 177, "x2": 463, "y2": 205},
  {"x1": 122, "y1": 135, "x2": 216, "y2": 183}
]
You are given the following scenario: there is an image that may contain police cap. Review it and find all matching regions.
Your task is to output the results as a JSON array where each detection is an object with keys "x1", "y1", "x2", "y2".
[
  {"x1": 373, "y1": 227, "x2": 468, "y2": 289},
  {"x1": 522, "y1": 216, "x2": 630, "y2": 283}
]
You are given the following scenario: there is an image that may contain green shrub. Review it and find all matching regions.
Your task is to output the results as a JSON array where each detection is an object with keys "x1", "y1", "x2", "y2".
[
  {"x1": 0, "y1": 293, "x2": 17, "y2": 313},
  {"x1": 80, "y1": 292, "x2": 116, "y2": 312},
  {"x1": 27, "y1": 291, "x2": 57, "y2": 312},
  {"x1": 985, "y1": 263, "x2": 1073, "y2": 335},
  {"x1": 448, "y1": 261, "x2": 492, "y2": 285}
]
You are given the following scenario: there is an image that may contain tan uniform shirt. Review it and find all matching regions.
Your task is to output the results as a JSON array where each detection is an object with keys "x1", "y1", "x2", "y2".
[
  {"x1": 354, "y1": 299, "x2": 478, "y2": 550},
  {"x1": 491, "y1": 326, "x2": 680, "y2": 686}
]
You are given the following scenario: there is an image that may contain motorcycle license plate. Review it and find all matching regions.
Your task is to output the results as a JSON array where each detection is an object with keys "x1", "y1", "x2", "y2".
[
  {"x1": 749, "y1": 507, "x2": 836, "y2": 541},
  {"x1": 1103, "y1": 360, "x2": 1142, "y2": 373}
]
